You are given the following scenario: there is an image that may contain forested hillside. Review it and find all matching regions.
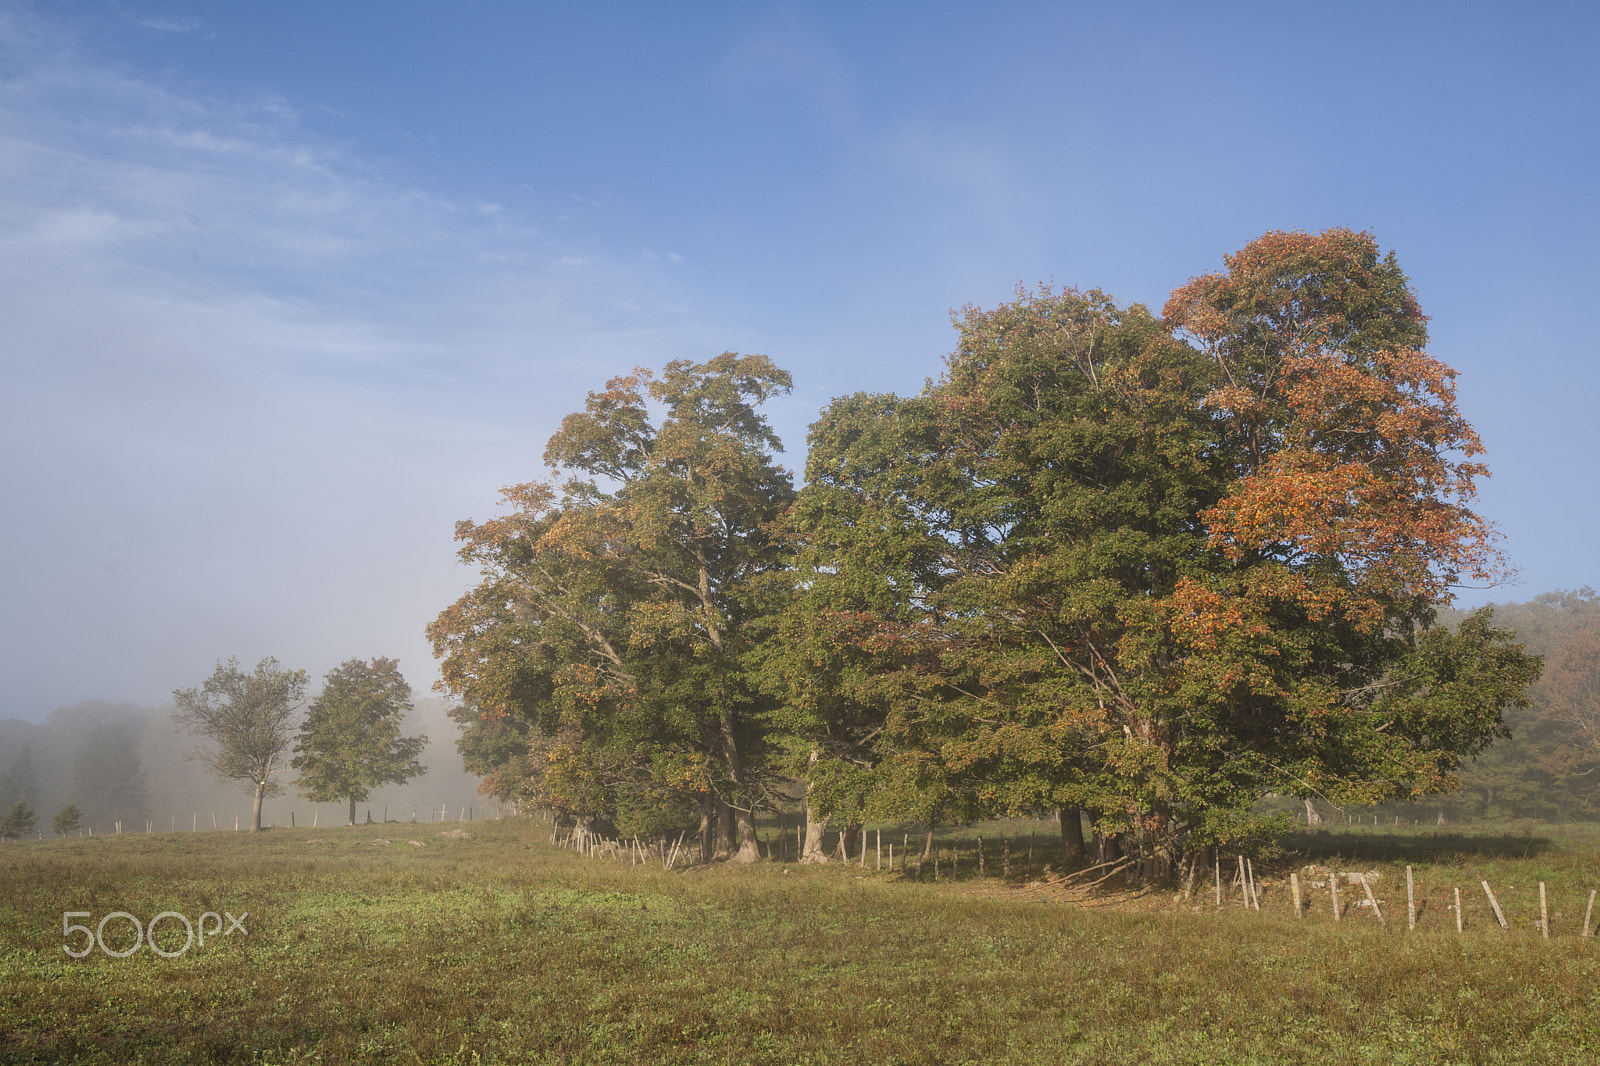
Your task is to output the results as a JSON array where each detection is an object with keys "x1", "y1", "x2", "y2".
[{"x1": 1431, "y1": 589, "x2": 1600, "y2": 822}]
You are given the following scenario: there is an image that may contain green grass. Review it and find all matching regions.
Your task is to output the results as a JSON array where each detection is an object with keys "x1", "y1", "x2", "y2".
[{"x1": 5, "y1": 820, "x2": 1600, "y2": 1064}]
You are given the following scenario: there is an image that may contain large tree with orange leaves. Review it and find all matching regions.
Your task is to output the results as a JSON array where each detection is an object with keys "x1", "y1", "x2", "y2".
[
  {"x1": 1157, "y1": 229, "x2": 1537, "y2": 819},
  {"x1": 775, "y1": 231, "x2": 1537, "y2": 879}
]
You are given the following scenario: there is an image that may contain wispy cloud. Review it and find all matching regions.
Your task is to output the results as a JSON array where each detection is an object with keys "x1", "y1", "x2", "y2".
[
  {"x1": 717, "y1": 10, "x2": 858, "y2": 132},
  {"x1": 0, "y1": 12, "x2": 720, "y2": 717},
  {"x1": 134, "y1": 14, "x2": 201, "y2": 34}
]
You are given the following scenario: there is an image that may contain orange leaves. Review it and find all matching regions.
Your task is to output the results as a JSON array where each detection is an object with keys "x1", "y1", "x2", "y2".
[
  {"x1": 1165, "y1": 578, "x2": 1271, "y2": 653},
  {"x1": 1167, "y1": 228, "x2": 1505, "y2": 628}
]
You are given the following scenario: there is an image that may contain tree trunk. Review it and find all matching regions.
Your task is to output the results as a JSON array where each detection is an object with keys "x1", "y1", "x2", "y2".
[
  {"x1": 921, "y1": 824, "x2": 935, "y2": 861},
  {"x1": 718, "y1": 711, "x2": 761, "y2": 864},
  {"x1": 801, "y1": 781, "x2": 829, "y2": 864},
  {"x1": 1090, "y1": 813, "x2": 1121, "y2": 864},
  {"x1": 698, "y1": 794, "x2": 715, "y2": 864},
  {"x1": 250, "y1": 781, "x2": 265, "y2": 833},
  {"x1": 1303, "y1": 797, "x2": 1322, "y2": 826},
  {"x1": 714, "y1": 798, "x2": 734, "y2": 861},
  {"x1": 348, "y1": 795, "x2": 357, "y2": 826},
  {"x1": 1059, "y1": 807, "x2": 1085, "y2": 864},
  {"x1": 735, "y1": 808, "x2": 761, "y2": 863}
]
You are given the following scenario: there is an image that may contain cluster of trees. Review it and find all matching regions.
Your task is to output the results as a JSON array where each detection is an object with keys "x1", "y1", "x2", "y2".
[
  {"x1": 0, "y1": 798, "x2": 81, "y2": 840},
  {"x1": 171, "y1": 656, "x2": 426, "y2": 832},
  {"x1": 433, "y1": 229, "x2": 1544, "y2": 878},
  {"x1": 2, "y1": 659, "x2": 428, "y2": 839},
  {"x1": 0, "y1": 690, "x2": 482, "y2": 840},
  {"x1": 0, "y1": 721, "x2": 145, "y2": 838}
]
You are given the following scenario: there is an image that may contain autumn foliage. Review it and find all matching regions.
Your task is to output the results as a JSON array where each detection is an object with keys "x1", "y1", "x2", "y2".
[{"x1": 434, "y1": 230, "x2": 1539, "y2": 878}]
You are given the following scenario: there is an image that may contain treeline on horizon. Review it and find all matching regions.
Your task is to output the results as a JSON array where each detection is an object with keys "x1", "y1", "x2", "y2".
[
  {"x1": 431, "y1": 228, "x2": 1559, "y2": 881},
  {"x1": 0, "y1": 694, "x2": 485, "y2": 835}
]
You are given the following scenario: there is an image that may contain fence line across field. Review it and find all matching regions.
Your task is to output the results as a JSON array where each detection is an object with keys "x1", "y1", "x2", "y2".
[
  {"x1": 545, "y1": 829, "x2": 1600, "y2": 940},
  {"x1": 48, "y1": 813, "x2": 1600, "y2": 941}
]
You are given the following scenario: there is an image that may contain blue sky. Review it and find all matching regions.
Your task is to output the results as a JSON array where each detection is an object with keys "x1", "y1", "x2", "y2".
[{"x1": 2, "y1": 1, "x2": 1597, "y2": 719}]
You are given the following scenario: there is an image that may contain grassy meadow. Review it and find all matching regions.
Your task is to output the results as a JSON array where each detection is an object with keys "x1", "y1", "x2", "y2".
[{"x1": 3, "y1": 817, "x2": 1600, "y2": 1064}]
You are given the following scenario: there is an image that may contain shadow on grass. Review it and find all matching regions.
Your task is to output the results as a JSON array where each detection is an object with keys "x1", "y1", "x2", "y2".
[{"x1": 1281, "y1": 829, "x2": 1557, "y2": 864}]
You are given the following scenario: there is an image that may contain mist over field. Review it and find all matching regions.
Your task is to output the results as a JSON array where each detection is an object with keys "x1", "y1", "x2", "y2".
[{"x1": 0, "y1": 695, "x2": 484, "y2": 834}]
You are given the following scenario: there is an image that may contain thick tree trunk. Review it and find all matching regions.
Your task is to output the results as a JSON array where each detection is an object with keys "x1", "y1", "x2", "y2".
[
  {"x1": 921, "y1": 825, "x2": 935, "y2": 861},
  {"x1": 250, "y1": 782, "x2": 265, "y2": 833},
  {"x1": 735, "y1": 810, "x2": 761, "y2": 862},
  {"x1": 801, "y1": 783, "x2": 829, "y2": 864},
  {"x1": 718, "y1": 711, "x2": 761, "y2": 863},
  {"x1": 1059, "y1": 807, "x2": 1085, "y2": 864},
  {"x1": 714, "y1": 798, "x2": 734, "y2": 860},
  {"x1": 1303, "y1": 797, "x2": 1322, "y2": 826},
  {"x1": 348, "y1": 795, "x2": 357, "y2": 826}
]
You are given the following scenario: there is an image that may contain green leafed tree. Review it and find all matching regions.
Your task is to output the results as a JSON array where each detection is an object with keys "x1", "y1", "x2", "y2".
[
  {"x1": 779, "y1": 231, "x2": 1540, "y2": 880},
  {"x1": 172, "y1": 657, "x2": 308, "y2": 832},
  {"x1": 448, "y1": 704, "x2": 545, "y2": 812},
  {"x1": 0, "y1": 799, "x2": 36, "y2": 840},
  {"x1": 50, "y1": 802, "x2": 83, "y2": 837},
  {"x1": 293, "y1": 657, "x2": 426, "y2": 825},
  {"x1": 430, "y1": 353, "x2": 796, "y2": 860}
]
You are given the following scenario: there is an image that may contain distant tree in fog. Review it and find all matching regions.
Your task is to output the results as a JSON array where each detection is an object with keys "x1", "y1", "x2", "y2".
[
  {"x1": 292, "y1": 657, "x2": 425, "y2": 825},
  {"x1": 0, "y1": 799, "x2": 37, "y2": 839},
  {"x1": 0, "y1": 746, "x2": 37, "y2": 807},
  {"x1": 172, "y1": 657, "x2": 307, "y2": 833},
  {"x1": 50, "y1": 801, "x2": 82, "y2": 837},
  {"x1": 70, "y1": 724, "x2": 147, "y2": 831}
]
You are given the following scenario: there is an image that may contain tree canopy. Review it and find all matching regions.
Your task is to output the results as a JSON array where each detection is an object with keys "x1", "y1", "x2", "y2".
[
  {"x1": 437, "y1": 229, "x2": 1540, "y2": 877},
  {"x1": 172, "y1": 657, "x2": 307, "y2": 832},
  {"x1": 293, "y1": 657, "x2": 426, "y2": 825},
  {"x1": 431, "y1": 353, "x2": 796, "y2": 860}
]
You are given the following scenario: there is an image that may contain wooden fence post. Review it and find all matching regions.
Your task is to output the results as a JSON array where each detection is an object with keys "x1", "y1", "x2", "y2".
[
  {"x1": 1358, "y1": 874, "x2": 1383, "y2": 924},
  {"x1": 1455, "y1": 886, "x2": 1463, "y2": 934},
  {"x1": 1540, "y1": 882, "x2": 1550, "y2": 939},
  {"x1": 1585, "y1": 889, "x2": 1596, "y2": 937},
  {"x1": 1482, "y1": 881, "x2": 1509, "y2": 933},
  {"x1": 1331, "y1": 872, "x2": 1342, "y2": 922},
  {"x1": 1291, "y1": 872, "x2": 1302, "y2": 918},
  {"x1": 1406, "y1": 866, "x2": 1416, "y2": 931}
]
